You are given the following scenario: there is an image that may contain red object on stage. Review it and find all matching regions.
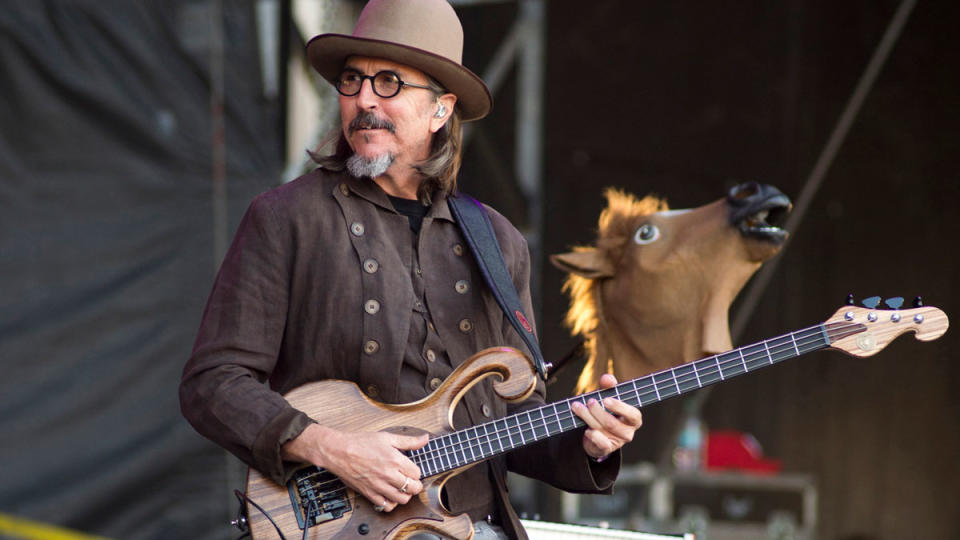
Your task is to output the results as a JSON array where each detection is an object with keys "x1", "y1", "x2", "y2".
[{"x1": 705, "y1": 430, "x2": 781, "y2": 473}]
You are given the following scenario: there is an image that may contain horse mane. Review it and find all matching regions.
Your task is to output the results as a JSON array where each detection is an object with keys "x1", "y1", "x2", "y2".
[{"x1": 562, "y1": 188, "x2": 668, "y2": 391}]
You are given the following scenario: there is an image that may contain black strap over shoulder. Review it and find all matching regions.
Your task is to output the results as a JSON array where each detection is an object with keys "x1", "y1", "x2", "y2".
[{"x1": 448, "y1": 192, "x2": 549, "y2": 381}]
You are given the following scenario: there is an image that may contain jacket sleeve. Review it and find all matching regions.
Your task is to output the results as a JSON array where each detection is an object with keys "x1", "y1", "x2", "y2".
[
  {"x1": 487, "y1": 208, "x2": 621, "y2": 493},
  {"x1": 179, "y1": 193, "x2": 313, "y2": 485}
]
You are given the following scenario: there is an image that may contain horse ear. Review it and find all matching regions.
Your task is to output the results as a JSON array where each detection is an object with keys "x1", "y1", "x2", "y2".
[{"x1": 550, "y1": 250, "x2": 616, "y2": 278}]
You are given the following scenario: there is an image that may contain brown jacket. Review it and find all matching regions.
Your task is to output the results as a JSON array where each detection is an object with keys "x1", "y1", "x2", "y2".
[{"x1": 180, "y1": 169, "x2": 619, "y2": 538}]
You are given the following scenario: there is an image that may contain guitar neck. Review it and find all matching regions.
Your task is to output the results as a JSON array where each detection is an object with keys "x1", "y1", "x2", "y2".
[{"x1": 410, "y1": 320, "x2": 864, "y2": 478}]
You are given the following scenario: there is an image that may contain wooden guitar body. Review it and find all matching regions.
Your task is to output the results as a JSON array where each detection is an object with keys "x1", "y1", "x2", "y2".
[{"x1": 245, "y1": 347, "x2": 539, "y2": 540}]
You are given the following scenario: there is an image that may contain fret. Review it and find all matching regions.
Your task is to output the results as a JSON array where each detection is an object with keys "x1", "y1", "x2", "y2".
[
  {"x1": 517, "y1": 415, "x2": 527, "y2": 445},
  {"x1": 456, "y1": 431, "x2": 470, "y2": 465},
  {"x1": 738, "y1": 348, "x2": 747, "y2": 371},
  {"x1": 719, "y1": 351, "x2": 746, "y2": 377},
  {"x1": 567, "y1": 401, "x2": 581, "y2": 430},
  {"x1": 430, "y1": 440, "x2": 441, "y2": 475},
  {"x1": 416, "y1": 447, "x2": 431, "y2": 477},
  {"x1": 547, "y1": 403, "x2": 560, "y2": 434},
  {"x1": 789, "y1": 332, "x2": 800, "y2": 356},
  {"x1": 674, "y1": 364, "x2": 699, "y2": 393},
  {"x1": 629, "y1": 379, "x2": 640, "y2": 407},
  {"x1": 498, "y1": 419, "x2": 511, "y2": 451},
  {"x1": 692, "y1": 361, "x2": 703, "y2": 387},
  {"x1": 439, "y1": 439, "x2": 451, "y2": 471},
  {"x1": 466, "y1": 428, "x2": 477, "y2": 462},
  {"x1": 763, "y1": 338, "x2": 772, "y2": 364},
  {"x1": 477, "y1": 424, "x2": 489, "y2": 457},
  {"x1": 672, "y1": 367, "x2": 681, "y2": 395},
  {"x1": 769, "y1": 335, "x2": 793, "y2": 363},
  {"x1": 632, "y1": 378, "x2": 651, "y2": 407},
  {"x1": 487, "y1": 423, "x2": 498, "y2": 456},
  {"x1": 742, "y1": 343, "x2": 767, "y2": 370},
  {"x1": 653, "y1": 371, "x2": 679, "y2": 400},
  {"x1": 536, "y1": 408, "x2": 549, "y2": 440},
  {"x1": 715, "y1": 356, "x2": 724, "y2": 380}
]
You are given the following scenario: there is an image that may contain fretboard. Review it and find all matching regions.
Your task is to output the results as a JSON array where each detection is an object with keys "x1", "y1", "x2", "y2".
[{"x1": 408, "y1": 320, "x2": 864, "y2": 478}]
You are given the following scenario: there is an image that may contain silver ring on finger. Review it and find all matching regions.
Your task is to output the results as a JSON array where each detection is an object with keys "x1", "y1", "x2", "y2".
[{"x1": 399, "y1": 477, "x2": 410, "y2": 494}]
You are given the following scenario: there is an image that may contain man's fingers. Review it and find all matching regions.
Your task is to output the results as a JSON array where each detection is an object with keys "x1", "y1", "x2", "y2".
[
  {"x1": 603, "y1": 397, "x2": 643, "y2": 427},
  {"x1": 598, "y1": 373, "x2": 618, "y2": 389},
  {"x1": 572, "y1": 399, "x2": 606, "y2": 432},
  {"x1": 391, "y1": 432, "x2": 430, "y2": 451}
]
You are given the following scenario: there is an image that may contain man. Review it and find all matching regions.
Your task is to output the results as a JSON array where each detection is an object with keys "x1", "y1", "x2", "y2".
[{"x1": 179, "y1": 1, "x2": 643, "y2": 538}]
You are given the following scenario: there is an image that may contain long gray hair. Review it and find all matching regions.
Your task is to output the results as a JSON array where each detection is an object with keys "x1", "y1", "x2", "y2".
[{"x1": 311, "y1": 83, "x2": 463, "y2": 204}]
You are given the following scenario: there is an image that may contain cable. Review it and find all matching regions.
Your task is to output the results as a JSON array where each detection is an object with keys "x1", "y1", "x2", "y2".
[{"x1": 234, "y1": 489, "x2": 287, "y2": 540}]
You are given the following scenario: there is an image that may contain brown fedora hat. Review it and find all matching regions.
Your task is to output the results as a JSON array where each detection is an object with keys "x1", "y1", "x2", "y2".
[{"x1": 307, "y1": 0, "x2": 493, "y2": 122}]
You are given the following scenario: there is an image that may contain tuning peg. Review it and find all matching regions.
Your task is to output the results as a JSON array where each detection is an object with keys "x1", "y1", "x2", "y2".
[
  {"x1": 913, "y1": 296, "x2": 924, "y2": 308},
  {"x1": 861, "y1": 296, "x2": 881, "y2": 309},
  {"x1": 884, "y1": 297, "x2": 904, "y2": 309},
  {"x1": 846, "y1": 294, "x2": 855, "y2": 306}
]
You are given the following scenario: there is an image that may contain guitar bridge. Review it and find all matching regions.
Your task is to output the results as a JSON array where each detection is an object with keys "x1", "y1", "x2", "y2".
[{"x1": 288, "y1": 466, "x2": 352, "y2": 530}]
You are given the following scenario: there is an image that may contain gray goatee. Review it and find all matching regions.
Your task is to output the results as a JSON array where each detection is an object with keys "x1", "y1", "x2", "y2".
[{"x1": 346, "y1": 153, "x2": 395, "y2": 179}]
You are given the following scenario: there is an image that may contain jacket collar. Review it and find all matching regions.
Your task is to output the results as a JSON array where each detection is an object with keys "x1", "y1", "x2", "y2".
[{"x1": 343, "y1": 174, "x2": 453, "y2": 223}]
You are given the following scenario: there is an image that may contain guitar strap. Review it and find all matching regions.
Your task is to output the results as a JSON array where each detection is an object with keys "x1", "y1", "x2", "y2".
[{"x1": 448, "y1": 192, "x2": 549, "y2": 381}]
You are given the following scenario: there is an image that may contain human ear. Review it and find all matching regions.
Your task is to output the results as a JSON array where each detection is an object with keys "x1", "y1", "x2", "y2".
[{"x1": 429, "y1": 93, "x2": 457, "y2": 132}]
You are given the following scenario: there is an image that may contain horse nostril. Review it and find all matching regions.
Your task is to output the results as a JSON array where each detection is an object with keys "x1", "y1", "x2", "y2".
[{"x1": 728, "y1": 182, "x2": 760, "y2": 203}]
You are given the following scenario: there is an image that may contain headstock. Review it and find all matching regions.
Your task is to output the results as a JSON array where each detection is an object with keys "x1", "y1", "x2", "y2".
[{"x1": 825, "y1": 296, "x2": 949, "y2": 357}]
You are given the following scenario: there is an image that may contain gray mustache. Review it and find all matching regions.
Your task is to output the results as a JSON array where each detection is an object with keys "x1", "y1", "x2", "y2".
[{"x1": 349, "y1": 112, "x2": 396, "y2": 135}]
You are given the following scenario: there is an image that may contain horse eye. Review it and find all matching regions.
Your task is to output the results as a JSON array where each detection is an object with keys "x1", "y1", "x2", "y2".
[{"x1": 633, "y1": 223, "x2": 660, "y2": 245}]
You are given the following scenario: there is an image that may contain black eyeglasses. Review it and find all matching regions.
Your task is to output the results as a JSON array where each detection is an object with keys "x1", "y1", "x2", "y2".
[{"x1": 335, "y1": 69, "x2": 436, "y2": 98}]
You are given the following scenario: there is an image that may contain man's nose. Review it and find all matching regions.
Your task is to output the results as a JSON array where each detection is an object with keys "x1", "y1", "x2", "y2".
[{"x1": 355, "y1": 78, "x2": 380, "y2": 109}]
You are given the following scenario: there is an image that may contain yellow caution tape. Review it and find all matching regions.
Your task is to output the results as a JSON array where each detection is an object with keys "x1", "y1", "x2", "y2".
[{"x1": 0, "y1": 513, "x2": 113, "y2": 540}]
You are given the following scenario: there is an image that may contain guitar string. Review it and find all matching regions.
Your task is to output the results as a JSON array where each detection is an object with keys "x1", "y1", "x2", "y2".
[
  {"x1": 411, "y1": 323, "x2": 859, "y2": 476},
  {"x1": 291, "y1": 322, "x2": 865, "y2": 512},
  {"x1": 296, "y1": 322, "x2": 858, "y2": 497},
  {"x1": 291, "y1": 321, "x2": 862, "y2": 499},
  {"x1": 289, "y1": 327, "x2": 842, "y2": 513},
  {"x1": 295, "y1": 322, "x2": 856, "y2": 499}
]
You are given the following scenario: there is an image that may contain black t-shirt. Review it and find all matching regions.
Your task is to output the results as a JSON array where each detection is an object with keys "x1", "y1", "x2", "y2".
[{"x1": 388, "y1": 195, "x2": 430, "y2": 235}]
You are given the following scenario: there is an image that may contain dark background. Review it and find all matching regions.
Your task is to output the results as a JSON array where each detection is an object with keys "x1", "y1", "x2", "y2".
[{"x1": 1, "y1": 1, "x2": 957, "y2": 539}]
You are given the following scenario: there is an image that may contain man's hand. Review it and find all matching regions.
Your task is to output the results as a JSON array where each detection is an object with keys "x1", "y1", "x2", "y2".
[
  {"x1": 282, "y1": 423, "x2": 428, "y2": 512},
  {"x1": 571, "y1": 373, "x2": 643, "y2": 461}
]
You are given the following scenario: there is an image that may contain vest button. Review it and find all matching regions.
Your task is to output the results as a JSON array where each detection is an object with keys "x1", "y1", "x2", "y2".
[
  {"x1": 429, "y1": 377, "x2": 443, "y2": 390},
  {"x1": 363, "y1": 258, "x2": 379, "y2": 273},
  {"x1": 350, "y1": 222, "x2": 365, "y2": 236},
  {"x1": 459, "y1": 319, "x2": 473, "y2": 333},
  {"x1": 364, "y1": 299, "x2": 381, "y2": 314},
  {"x1": 339, "y1": 183, "x2": 350, "y2": 196},
  {"x1": 455, "y1": 280, "x2": 469, "y2": 294},
  {"x1": 363, "y1": 340, "x2": 380, "y2": 354},
  {"x1": 481, "y1": 403, "x2": 492, "y2": 417},
  {"x1": 366, "y1": 385, "x2": 378, "y2": 398},
  {"x1": 453, "y1": 244, "x2": 464, "y2": 256},
  {"x1": 425, "y1": 349, "x2": 437, "y2": 362}
]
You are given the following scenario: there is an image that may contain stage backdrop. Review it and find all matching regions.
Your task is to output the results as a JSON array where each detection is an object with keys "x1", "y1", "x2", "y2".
[{"x1": 0, "y1": 2, "x2": 280, "y2": 538}]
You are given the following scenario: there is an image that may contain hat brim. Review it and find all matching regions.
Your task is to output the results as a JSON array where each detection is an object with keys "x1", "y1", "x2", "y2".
[{"x1": 307, "y1": 33, "x2": 493, "y2": 122}]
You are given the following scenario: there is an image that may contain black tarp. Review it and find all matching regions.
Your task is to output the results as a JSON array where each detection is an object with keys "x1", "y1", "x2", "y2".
[{"x1": 1, "y1": 2, "x2": 281, "y2": 537}]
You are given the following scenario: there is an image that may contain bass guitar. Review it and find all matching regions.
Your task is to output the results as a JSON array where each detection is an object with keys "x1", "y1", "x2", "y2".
[{"x1": 241, "y1": 300, "x2": 948, "y2": 539}]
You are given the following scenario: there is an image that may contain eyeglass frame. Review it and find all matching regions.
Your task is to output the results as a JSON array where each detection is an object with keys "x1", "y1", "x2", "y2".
[{"x1": 335, "y1": 69, "x2": 439, "y2": 99}]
